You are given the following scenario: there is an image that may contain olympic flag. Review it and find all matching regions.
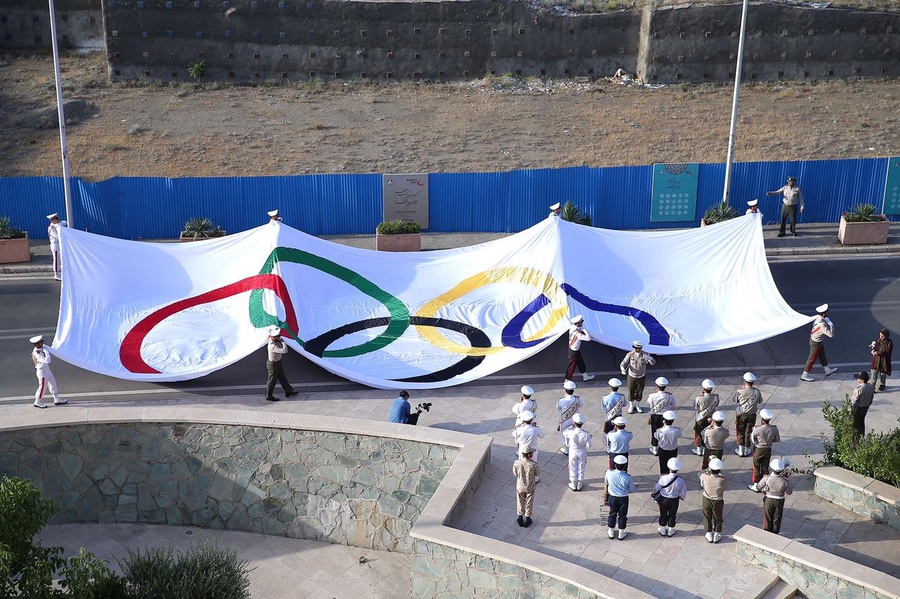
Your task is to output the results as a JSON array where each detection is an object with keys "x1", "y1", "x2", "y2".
[{"x1": 52, "y1": 215, "x2": 811, "y2": 389}]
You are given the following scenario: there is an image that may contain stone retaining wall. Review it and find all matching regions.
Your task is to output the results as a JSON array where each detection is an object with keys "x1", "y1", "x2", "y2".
[
  {"x1": 734, "y1": 525, "x2": 900, "y2": 599},
  {"x1": 814, "y1": 465, "x2": 900, "y2": 532}
]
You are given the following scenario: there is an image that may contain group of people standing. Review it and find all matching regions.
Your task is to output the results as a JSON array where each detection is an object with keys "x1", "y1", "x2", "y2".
[{"x1": 511, "y1": 364, "x2": 814, "y2": 542}]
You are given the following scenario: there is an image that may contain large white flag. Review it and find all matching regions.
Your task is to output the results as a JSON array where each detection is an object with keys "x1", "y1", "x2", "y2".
[{"x1": 52, "y1": 215, "x2": 811, "y2": 389}]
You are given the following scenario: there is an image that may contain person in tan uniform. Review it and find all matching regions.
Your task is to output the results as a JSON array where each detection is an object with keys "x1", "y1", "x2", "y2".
[
  {"x1": 701, "y1": 411, "x2": 730, "y2": 469},
  {"x1": 749, "y1": 409, "x2": 780, "y2": 484},
  {"x1": 513, "y1": 445, "x2": 540, "y2": 527},
  {"x1": 692, "y1": 379, "x2": 719, "y2": 456},
  {"x1": 731, "y1": 372, "x2": 762, "y2": 457},
  {"x1": 265, "y1": 329, "x2": 299, "y2": 402},
  {"x1": 750, "y1": 458, "x2": 793, "y2": 534},
  {"x1": 620, "y1": 341, "x2": 656, "y2": 414},
  {"x1": 699, "y1": 457, "x2": 730, "y2": 543}
]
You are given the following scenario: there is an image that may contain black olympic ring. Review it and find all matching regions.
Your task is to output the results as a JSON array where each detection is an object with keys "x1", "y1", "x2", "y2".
[{"x1": 304, "y1": 316, "x2": 492, "y2": 383}]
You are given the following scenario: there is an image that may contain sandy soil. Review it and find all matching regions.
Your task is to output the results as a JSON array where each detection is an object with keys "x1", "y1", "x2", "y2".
[{"x1": 0, "y1": 50, "x2": 898, "y2": 181}]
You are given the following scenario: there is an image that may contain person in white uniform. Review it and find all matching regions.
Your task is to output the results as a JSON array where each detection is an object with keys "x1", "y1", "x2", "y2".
[
  {"x1": 512, "y1": 385, "x2": 537, "y2": 427},
  {"x1": 556, "y1": 380, "x2": 583, "y2": 455},
  {"x1": 47, "y1": 213, "x2": 66, "y2": 281},
  {"x1": 563, "y1": 413, "x2": 592, "y2": 491},
  {"x1": 30, "y1": 335, "x2": 66, "y2": 408}
]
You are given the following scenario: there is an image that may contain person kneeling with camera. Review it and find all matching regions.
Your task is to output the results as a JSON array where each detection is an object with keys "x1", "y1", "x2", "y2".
[{"x1": 388, "y1": 391, "x2": 431, "y2": 425}]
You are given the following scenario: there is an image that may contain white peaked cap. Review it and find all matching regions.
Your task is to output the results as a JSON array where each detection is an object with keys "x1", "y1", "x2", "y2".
[
  {"x1": 613, "y1": 455, "x2": 628, "y2": 465},
  {"x1": 563, "y1": 380, "x2": 577, "y2": 390},
  {"x1": 759, "y1": 409, "x2": 774, "y2": 420},
  {"x1": 702, "y1": 379, "x2": 715, "y2": 389},
  {"x1": 572, "y1": 413, "x2": 585, "y2": 424},
  {"x1": 712, "y1": 411, "x2": 726, "y2": 421},
  {"x1": 549, "y1": 202, "x2": 561, "y2": 210},
  {"x1": 816, "y1": 303, "x2": 829, "y2": 313},
  {"x1": 662, "y1": 410, "x2": 677, "y2": 421},
  {"x1": 267, "y1": 209, "x2": 279, "y2": 217},
  {"x1": 570, "y1": 315, "x2": 584, "y2": 324},
  {"x1": 608, "y1": 377, "x2": 623, "y2": 388},
  {"x1": 613, "y1": 416, "x2": 627, "y2": 426},
  {"x1": 520, "y1": 385, "x2": 534, "y2": 396},
  {"x1": 746, "y1": 199, "x2": 758, "y2": 207},
  {"x1": 47, "y1": 213, "x2": 59, "y2": 219},
  {"x1": 667, "y1": 457, "x2": 682, "y2": 471},
  {"x1": 770, "y1": 458, "x2": 786, "y2": 472},
  {"x1": 709, "y1": 458, "x2": 724, "y2": 470},
  {"x1": 520, "y1": 411, "x2": 535, "y2": 421},
  {"x1": 29, "y1": 335, "x2": 44, "y2": 344},
  {"x1": 655, "y1": 376, "x2": 669, "y2": 386},
  {"x1": 743, "y1": 372, "x2": 757, "y2": 382}
]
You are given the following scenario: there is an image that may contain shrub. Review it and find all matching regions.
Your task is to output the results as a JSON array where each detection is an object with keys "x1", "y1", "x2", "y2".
[
  {"x1": 561, "y1": 201, "x2": 592, "y2": 226},
  {"x1": 0, "y1": 215, "x2": 26, "y2": 239},
  {"x1": 842, "y1": 202, "x2": 883, "y2": 223},
  {"x1": 121, "y1": 542, "x2": 251, "y2": 599},
  {"x1": 376, "y1": 219, "x2": 421, "y2": 234},
  {"x1": 702, "y1": 201, "x2": 739, "y2": 225},
  {"x1": 182, "y1": 217, "x2": 225, "y2": 239},
  {"x1": 818, "y1": 396, "x2": 900, "y2": 487}
]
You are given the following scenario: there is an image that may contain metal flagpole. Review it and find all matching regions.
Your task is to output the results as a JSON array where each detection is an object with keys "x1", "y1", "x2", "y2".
[
  {"x1": 48, "y1": 0, "x2": 74, "y2": 229},
  {"x1": 722, "y1": 0, "x2": 750, "y2": 207}
]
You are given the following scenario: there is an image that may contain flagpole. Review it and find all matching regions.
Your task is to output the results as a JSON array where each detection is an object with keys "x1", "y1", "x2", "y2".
[
  {"x1": 48, "y1": 0, "x2": 74, "y2": 228},
  {"x1": 722, "y1": 0, "x2": 750, "y2": 207}
]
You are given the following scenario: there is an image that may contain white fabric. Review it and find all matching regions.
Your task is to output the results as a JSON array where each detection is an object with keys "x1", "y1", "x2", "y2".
[{"x1": 52, "y1": 216, "x2": 812, "y2": 389}]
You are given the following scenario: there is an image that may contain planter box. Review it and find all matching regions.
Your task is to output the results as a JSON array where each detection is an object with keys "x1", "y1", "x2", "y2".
[
  {"x1": 180, "y1": 232, "x2": 226, "y2": 242},
  {"x1": 838, "y1": 215, "x2": 889, "y2": 245},
  {"x1": 0, "y1": 231, "x2": 31, "y2": 263},
  {"x1": 376, "y1": 232, "x2": 421, "y2": 252}
]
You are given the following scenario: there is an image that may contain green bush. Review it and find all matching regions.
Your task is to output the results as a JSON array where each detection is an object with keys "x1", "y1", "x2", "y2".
[
  {"x1": 0, "y1": 215, "x2": 26, "y2": 239},
  {"x1": 702, "y1": 201, "x2": 739, "y2": 225},
  {"x1": 561, "y1": 201, "x2": 592, "y2": 226},
  {"x1": 376, "y1": 219, "x2": 421, "y2": 234},
  {"x1": 182, "y1": 217, "x2": 225, "y2": 239},
  {"x1": 819, "y1": 396, "x2": 900, "y2": 487},
  {"x1": 842, "y1": 202, "x2": 883, "y2": 223},
  {"x1": 121, "y1": 542, "x2": 251, "y2": 599}
]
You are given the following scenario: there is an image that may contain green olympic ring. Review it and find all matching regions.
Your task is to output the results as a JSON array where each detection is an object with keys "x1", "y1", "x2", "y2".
[{"x1": 248, "y1": 247, "x2": 410, "y2": 358}]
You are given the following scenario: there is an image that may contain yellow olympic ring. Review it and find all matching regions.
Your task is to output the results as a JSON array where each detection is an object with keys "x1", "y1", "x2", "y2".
[{"x1": 414, "y1": 267, "x2": 569, "y2": 356}]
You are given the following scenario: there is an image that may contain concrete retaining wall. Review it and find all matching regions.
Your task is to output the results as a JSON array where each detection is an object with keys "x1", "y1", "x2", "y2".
[
  {"x1": 814, "y1": 465, "x2": 900, "y2": 532},
  {"x1": 2, "y1": 1, "x2": 897, "y2": 83},
  {"x1": 735, "y1": 525, "x2": 900, "y2": 599}
]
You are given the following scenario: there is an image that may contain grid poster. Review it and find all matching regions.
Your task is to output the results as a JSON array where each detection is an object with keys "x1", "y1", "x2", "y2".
[
  {"x1": 650, "y1": 163, "x2": 699, "y2": 223},
  {"x1": 883, "y1": 156, "x2": 900, "y2": 216}
]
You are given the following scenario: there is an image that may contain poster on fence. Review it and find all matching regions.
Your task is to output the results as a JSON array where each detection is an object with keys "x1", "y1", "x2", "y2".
[
  {"x1": 650, "y1": 163, "x2": 699, "y2": 223},
  {"x1": 383, "y1": 174, "x2": 429, "y2": 228},
  {"x1": 883, "y1": 156, "x2": 900, "y2": 216}
]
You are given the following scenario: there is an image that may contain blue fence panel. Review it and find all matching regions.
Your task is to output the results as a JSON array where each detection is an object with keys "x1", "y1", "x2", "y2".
[{"x1": 1, "y1": 158, "x2": 892, "y2": 239}]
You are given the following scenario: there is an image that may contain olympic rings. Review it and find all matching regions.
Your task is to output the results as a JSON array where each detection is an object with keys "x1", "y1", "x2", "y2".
[
  {"x1": 414, "y1": 267, "x2": 569, "y2": 356},
  {"x1": 249, "y1": 247, "x2": 410, "y2": 358},
  {"x1": 304, "y1": 315, "x2": 491, "y2": 383}
]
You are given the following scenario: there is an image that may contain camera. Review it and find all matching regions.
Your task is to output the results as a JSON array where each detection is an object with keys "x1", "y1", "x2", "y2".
[
  {"x1": 408, "y1": 402, "x2": 432, "y2": 426},
  {"x1": 870, "y1": 341, "x2": 877, "y2": 350}
]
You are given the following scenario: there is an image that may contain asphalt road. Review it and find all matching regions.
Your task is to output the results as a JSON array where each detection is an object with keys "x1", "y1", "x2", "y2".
[{"x1": 1, "y1": 257, "x2": 899, "y2": 404}]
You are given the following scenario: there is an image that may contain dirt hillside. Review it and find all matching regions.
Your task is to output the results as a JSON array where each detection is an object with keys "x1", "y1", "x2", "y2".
[{"x1": 0, "y1": 50, "x2": 897, "y2": 181}]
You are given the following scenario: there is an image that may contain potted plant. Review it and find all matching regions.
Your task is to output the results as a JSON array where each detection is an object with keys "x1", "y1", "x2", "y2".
[
  {"x1": 0, "y1": 215, "x2": 30, "y2": 263},
  {"x1": 375, "y1": 219, "x2": 421, "y2": 252},
  {"x1": 181, "y1": 217, "x2": 225, "y2": 242},
  {"x1": 839, "y1": 203, "x2": 889, "y2": 245},
  {"x1": 561, "y1": 201, "x2": 592, "y2": 226},
  {"x1": 701, "y1": 201, "x2": 739, "y2": 227}
]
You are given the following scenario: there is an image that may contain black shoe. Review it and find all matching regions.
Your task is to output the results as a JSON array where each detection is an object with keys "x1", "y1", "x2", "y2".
[
  {"x1": 879, "y1": 384, "x2": 886, "y2": 391},
  {"x1": 777, "y1": 233, "x2": 785, "y2": 237},
  {"x1": 285, "y1": 391, "x2": 299, "y2": 397},
  {"x1": 517, "y1": 515, "x2": 524, "y2": 527},
  {"x1": 523, "y1": 517, "x2": 532, "y2": 528},
  {"x1": 792, "y1": 232, "x2": 797, "y2": 236},
  {"x1": 265, "y1": 396, "x2": 280, "y2": 402}
]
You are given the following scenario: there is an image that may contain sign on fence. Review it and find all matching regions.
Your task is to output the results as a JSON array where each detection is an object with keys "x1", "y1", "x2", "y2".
[
  {"x1": 650, "y1": 163, "x2": 699, "y2": 223},
  {"x1": 883, "y1": 156, "x2": 900, "y2": 216},
  {"x1": 382, "y1": 174, "x2": 429, "y2": 228}
]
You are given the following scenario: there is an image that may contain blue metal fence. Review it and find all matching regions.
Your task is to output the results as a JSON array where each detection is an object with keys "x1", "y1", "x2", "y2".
[{"x1": 0, "y1": 158, "x2": 891, "y2": 240}]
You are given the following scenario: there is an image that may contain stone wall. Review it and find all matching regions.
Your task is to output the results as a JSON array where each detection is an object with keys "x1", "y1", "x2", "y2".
[
  {"x1": 3, "y1": 0, "x2": 897, "y2": 84},
  {"x1": 814, "y1": 466, "x2": 900, "y2": 532},
  {"x1": 734, "y1": 525, "x2": 900, "y2": 599},
  {"x1": 0, "y1": 421, "x2": 456, "y2": 553}
]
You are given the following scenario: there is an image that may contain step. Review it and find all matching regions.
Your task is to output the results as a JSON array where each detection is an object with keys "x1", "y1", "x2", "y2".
[{"x1": 756, "y1": 580, "x2": 798, "y2": 599}]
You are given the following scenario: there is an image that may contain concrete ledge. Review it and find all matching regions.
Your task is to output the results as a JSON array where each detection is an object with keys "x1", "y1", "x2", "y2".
[
  {"x1": 734, "y1": 525, "x2": 900, "y2": 599},
  {"x1": 0, "y1": 406, "x2": 650, "y2": 599},
  {"x1": 814, "y1": 466, "x2": 900, "y2": 531}
]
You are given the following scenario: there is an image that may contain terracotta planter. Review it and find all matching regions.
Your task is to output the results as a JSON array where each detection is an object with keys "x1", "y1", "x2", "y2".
[
  {"x1": 0, "y1": 231, "x2": 31, "y2": 263},
  {"x1": 375, "y1": 232, "x2": 421, "y2": 252},
  {"x1": 838, "y1": 215, "x2": 889, "y2": 245}
]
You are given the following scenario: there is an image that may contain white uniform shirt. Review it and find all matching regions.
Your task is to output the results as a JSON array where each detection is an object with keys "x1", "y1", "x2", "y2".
[
  {"x1": 512, "y1": 398, "x2": 537, "y2": 425},
  {"x1": 267, "y1": 337, "x2": 288, "y2": 362},
  {"x1": 32, "y1": 346, "x2": 52, "y2": 370},
  {"x1": 568, "y1": 326, "x2": 591, "y2": 351},
  {"x1": 514, "y1": 423, "x2": 545, "y2": 450},
  {"x1": 563, "y1": 426, "x2": 592, "y2": 453},
  {"x1": 557, "y1": 394, "x2": 584, "y2": 425},
  {"x1": 645, "y1": 390, "x2": 676, "y2": 414}
]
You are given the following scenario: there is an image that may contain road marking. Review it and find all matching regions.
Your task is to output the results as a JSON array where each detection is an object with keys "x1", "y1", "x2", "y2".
[{"x1": 0, "y1": 362, "x2": 861, "y2": 404}]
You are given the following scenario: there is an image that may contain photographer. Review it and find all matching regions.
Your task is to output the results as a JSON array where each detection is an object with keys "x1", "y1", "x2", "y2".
[{"x1": 388, "y1": 391, "x2": 412, "y2": 424}]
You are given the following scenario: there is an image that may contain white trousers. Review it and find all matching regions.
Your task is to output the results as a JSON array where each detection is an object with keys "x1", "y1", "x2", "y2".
[
  {"x1": 50, "y1": 242, "x2": 61, "y2": 276},
  {"x1": 568, "y1": 450, "x2": 587, "y2": 482},
  {"x1": 35, "y1": 368, "x2": 59, "y2": 402}
]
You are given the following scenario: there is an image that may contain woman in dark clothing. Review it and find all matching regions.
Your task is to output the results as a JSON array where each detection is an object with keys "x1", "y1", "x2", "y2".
[{"x1": 870, "y1": 329, "x2": 893, "y2": 391}]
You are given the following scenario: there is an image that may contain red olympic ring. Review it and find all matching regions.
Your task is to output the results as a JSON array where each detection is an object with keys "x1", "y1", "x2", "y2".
[{"x1": 120, "y1": 274, "x2": 298, "y2": 374}]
